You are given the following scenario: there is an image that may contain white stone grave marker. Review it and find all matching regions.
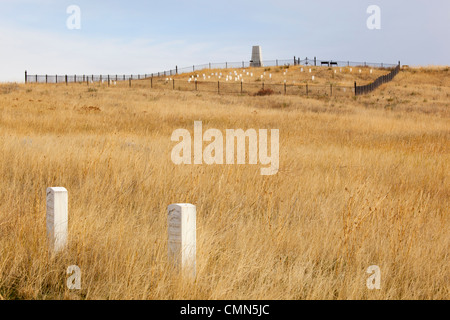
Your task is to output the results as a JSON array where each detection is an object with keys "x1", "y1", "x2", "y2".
[
  {"x1": 168, "y1": 204, "x2": 196, "y2": 278},
  {"x1": 46, "y1": 187, "x2": 68, "y2": 253}
]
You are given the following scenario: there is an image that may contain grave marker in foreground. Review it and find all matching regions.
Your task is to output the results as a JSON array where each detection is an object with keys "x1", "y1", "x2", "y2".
[
  {"x1": 168, "y1": 203, "x2": 196, "y2": 278},
  {"x1": 46, "y1": 187, "x2": 68, "y2": 253}
]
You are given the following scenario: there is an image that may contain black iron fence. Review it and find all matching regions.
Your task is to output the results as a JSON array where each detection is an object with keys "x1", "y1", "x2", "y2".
[
  {"x1": 24, "y1": 73, "x2": 151, "y2": 84},
  {"x1": 173, "y1": 58, "x2": 397, "y2": 76},
  {"x1": 24, "y1": 57, "x2": 400, "y2": 96},
  {"x1": 355, "y1": 63, "x2": 401, "y2": 95}
]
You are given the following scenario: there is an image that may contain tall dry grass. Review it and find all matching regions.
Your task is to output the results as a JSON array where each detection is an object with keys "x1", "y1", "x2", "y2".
[{"x1": 0, "y1": 67, "x2": 448, "y2": 299}]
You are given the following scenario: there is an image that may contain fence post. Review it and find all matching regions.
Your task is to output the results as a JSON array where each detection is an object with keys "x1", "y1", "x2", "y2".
[
  {"x1": 151, "y1": 77, "x2": 153, "y2": 89},
  {"x1": 56, "y1": 75, "x2": 58, "y2": 84},
  {"x1": 294, "y1": 56, "x2": 296, "y2": 65},
  {"x1": 354, "y1": 81, "x2": 357, "y2": 96},
  {"x1": 284, "y1": 82, "x2": 287, "y2": 95},
  {"x1": 46, "y1": 75, "x2": 48, "y2": 84},
  {"x1": 74, "y1": 75, "x2": 77, "y2": 83},
  {"x1": 173, "y1": 78, "x2": 175, "y2": 90},
  {"x1": 65, "y1": 75, "x2": 68, "y2": 85},
  {"x1": 168, "y1": 204, "x2": 196, "y2": 278},
  {"x1": 314, "y1": 57, "x2": 316, "y2": 66},
  {"x1": 276, "y1": 59, "x2": 278, "y2": 67},
  {"x1": 108, "y1": 75, "x2": 110, "y2": 87},
  {"x1": 25, "y1": 70, "x2": 27, "y2": 84},
  {"x1": 46, "y1": 187, "x2": 68, "y2": 254},
  {"x1": 226, "y1": 62, "x2": 228, "y2": 69},
  {"x1": 242, "y1": 61, "x2": 244, "y2": 68},
  {"x1": 36, "y1": 75, "x2": 38, "y2": 83},
  {"x1": 241, "y1": 80, "x2": 243, "y2": 94}
]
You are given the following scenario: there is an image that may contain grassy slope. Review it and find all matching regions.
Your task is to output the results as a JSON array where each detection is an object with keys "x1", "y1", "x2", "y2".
[{"x1": 0, "y1": 67, "x2": 448, "y2": 299}]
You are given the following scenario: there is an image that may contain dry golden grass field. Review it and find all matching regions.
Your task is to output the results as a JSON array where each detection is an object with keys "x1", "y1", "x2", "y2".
[{"x1": 0, "y1": 66, "x2": 449, "y2": 300}]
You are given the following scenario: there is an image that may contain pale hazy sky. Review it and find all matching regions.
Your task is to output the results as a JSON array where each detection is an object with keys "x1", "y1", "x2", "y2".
[{"x1": 1, "y1": 0, "x2": 449, "y2": 82}]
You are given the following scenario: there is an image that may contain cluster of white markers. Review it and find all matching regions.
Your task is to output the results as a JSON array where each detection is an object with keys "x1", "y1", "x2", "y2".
[
  {"x1": 187, "y1": 69, "x2": 255, "y2": 83},
  {"x1": 98, "y1": 80, "x2": 117, "y2": 85},
  {"x1": 184, "y1": 66, "x2": 375, "y2": 84}
]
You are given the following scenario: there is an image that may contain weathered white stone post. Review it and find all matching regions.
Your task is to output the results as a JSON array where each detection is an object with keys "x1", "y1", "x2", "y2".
[
  {"x1": 168, "y1": 203, "x2": 196, "y2": 278},
  {"x1": 46, "y1": 187, "x2": 68, "y2": 253}
]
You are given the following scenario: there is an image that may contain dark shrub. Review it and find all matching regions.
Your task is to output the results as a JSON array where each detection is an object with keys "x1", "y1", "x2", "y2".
[{"x1": 255, "y1": 88, "x2": 274, "y2": 96}]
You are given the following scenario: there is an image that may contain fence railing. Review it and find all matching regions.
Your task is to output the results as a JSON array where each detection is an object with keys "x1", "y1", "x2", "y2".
[
  {"x1": 355, "y1": 63, "x2": 401, "y2": 95},
  {"x1": 129, "y1": 78, "x2": 355, "y2": 97},
  {"x1": 24, "y1": 57, "x2": 400, "y2": 96},
  {"x1": 173, "y1": 58, "x2": 397, "y2": 76}
]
